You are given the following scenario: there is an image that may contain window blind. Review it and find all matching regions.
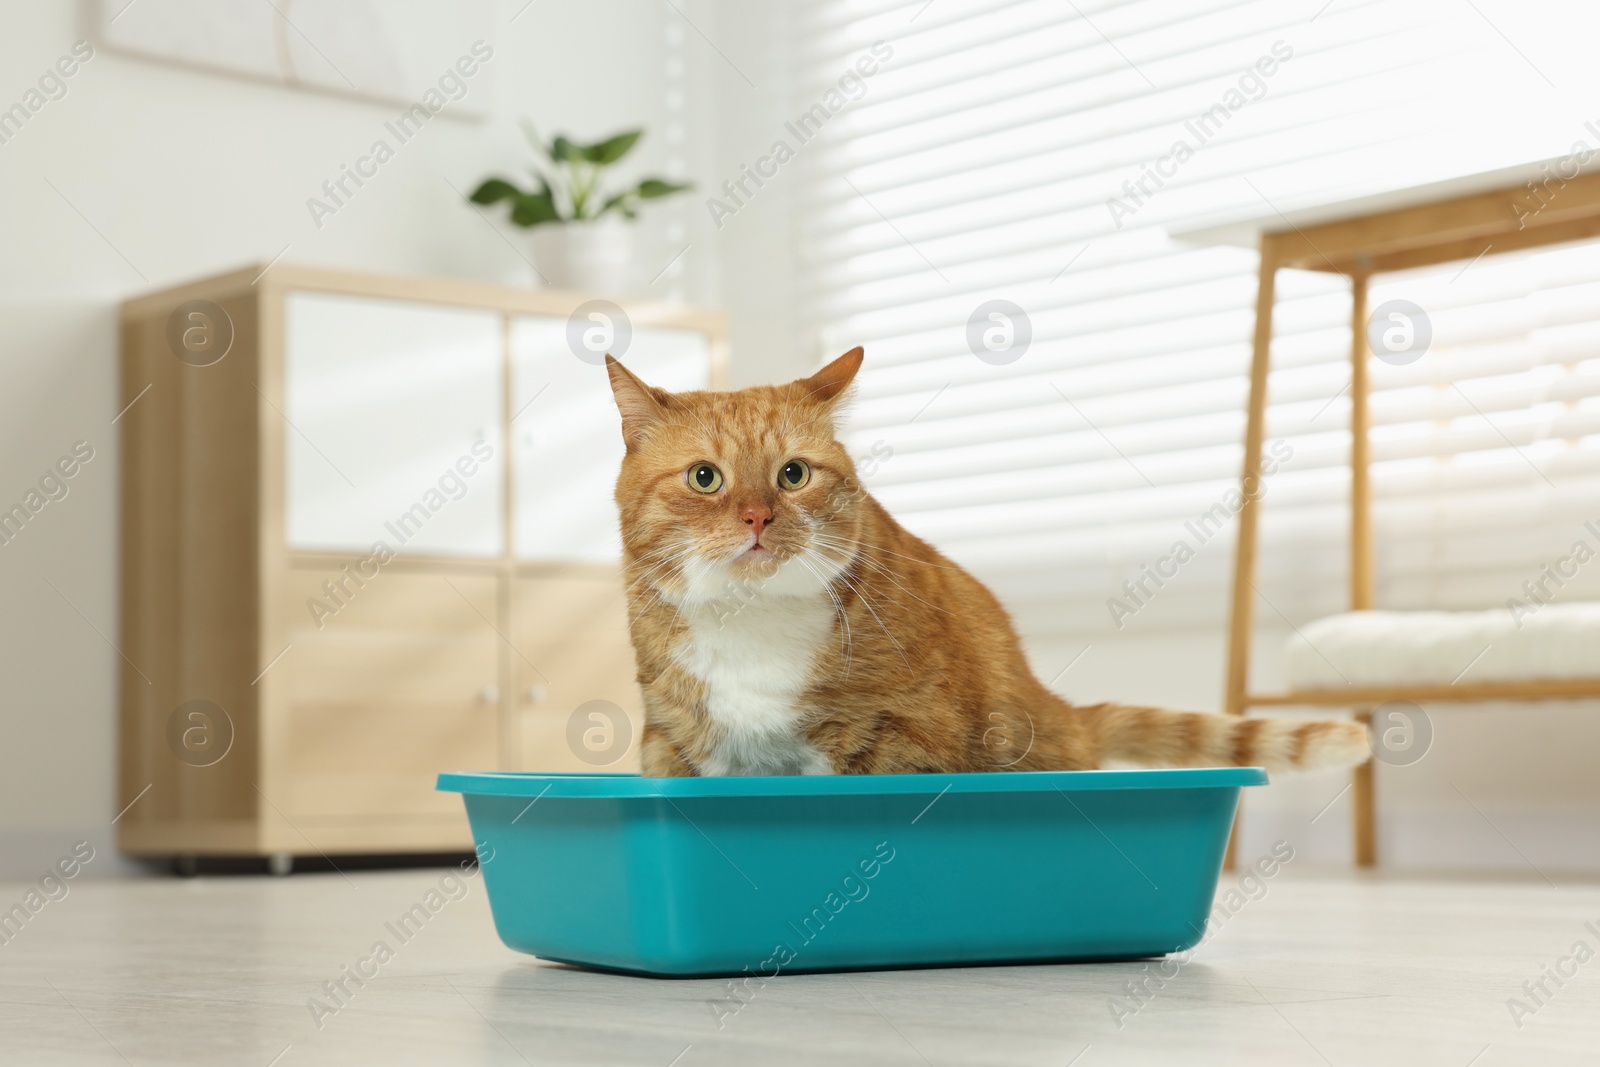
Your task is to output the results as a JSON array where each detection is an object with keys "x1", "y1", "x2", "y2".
[{"x1": 792, "y1": 0, "x2": 1600, "y2": 638}]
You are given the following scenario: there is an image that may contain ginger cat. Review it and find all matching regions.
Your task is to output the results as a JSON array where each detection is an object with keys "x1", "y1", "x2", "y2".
[{"x1": 606, "y1": 348, "x2": 1368, "y2": 777}]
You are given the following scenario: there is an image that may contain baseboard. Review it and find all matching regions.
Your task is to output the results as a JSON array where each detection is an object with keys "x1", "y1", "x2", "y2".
[
  {"x1": 0, "y1": 828, "x2": 154, "y2": 881},
  {"x1": 8, "y1": 806, "x2": 1597, "y2": 881},
  {"x1": 1238, "y1": 803, "x2": 1600, "y2": 874}
]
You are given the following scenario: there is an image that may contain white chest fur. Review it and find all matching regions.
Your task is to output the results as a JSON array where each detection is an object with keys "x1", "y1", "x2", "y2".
[{"x1": 673, "y1": 589, "x2": 838, "y2": 776}]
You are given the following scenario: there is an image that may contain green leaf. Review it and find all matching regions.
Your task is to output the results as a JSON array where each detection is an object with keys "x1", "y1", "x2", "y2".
[
  {"x1": 550, "y1": 135, "x2": 580, "y2": 163},
  {"x1": 580, "y1": 129, "x2": 643, "y2": 165},
  {"x1": 635, "y1": 178, "x2": 692, "y2": 199},
  {"x1": 509, "y1": 185, "x2": 561, "y2": 227},
  {"x1": 595, "y1": 176, "x2": 692, "y2": 219},
  {"x1": 469, "y1": 178, "x2": 522, "y2": 205}
]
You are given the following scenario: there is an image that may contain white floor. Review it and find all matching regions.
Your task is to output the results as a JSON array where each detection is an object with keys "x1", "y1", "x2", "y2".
[{"x1": 2, "y1": 867, "x2": 1597, "y2": 1066}]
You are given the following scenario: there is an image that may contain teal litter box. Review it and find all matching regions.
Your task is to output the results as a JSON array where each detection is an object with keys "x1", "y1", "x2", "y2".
[{"x1": 436, "y1": 767, "x2": 1265, "y2": 977}]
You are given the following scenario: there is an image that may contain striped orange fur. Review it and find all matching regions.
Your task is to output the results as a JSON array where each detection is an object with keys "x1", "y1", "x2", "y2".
[{"x1": 606, "y1": 348, "x2": 1369, "y2": 777}]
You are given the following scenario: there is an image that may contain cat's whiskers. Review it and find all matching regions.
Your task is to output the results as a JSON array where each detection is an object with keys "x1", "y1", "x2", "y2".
[
  {"x1": 628, "y1": 553, "x2": 690, "y2": 588},
  {"x1": 795, "y1": 548, "x2": 853, "y2": 680},
  {"x1": 627, "y1": 586, "x2": 678, "y2": 620},
  {"x1": 625, "y1": 582, "x2": 679, "y2": 622},
  {"x1": 674, "y1": 550, "x2": 732, "y2": 607},
  {"x1": 626, "y1": 548, "x2": 691, "y2": 594},
  {"x1": 809, "y1": 534, "x2": 957, "y2": 616},
  {"x1": 626, "y1": 544, "x2": 695, "y2": 594},
  {"x1": 626, "y1": 558, "x2": 686, "y2": 594},
  {"x1": 829, "y1": 565, "x2": 913, "y2": 672},
  {"x1": 797, "y1": 520, "x2": 858, "y2": 571},
  {"x1": 624, "y1": 538, "x2": 700, "y2": 617},
  {"x1": 806, "y1": 532, "x2": 962, "y2": 572},
  {"x1": 625, "y1": 537, "x2": 695, "y2": 577}
]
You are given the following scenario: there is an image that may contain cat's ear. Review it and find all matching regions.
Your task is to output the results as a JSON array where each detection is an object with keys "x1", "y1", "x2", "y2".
[
  {"x1": 797, "y1": 346, "x2": 864, "y2": 408},
  {"x1": 606, "y1": 355, "x2": 669, "y2": 450}
]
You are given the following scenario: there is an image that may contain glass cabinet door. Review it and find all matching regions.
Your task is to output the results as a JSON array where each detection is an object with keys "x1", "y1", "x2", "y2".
[
  {"x1": 284, "y1": 292, "x2": 505, "y2": 558},
  {"x1": 509, "y1": 317, "x2": 710, "y2": 562}
]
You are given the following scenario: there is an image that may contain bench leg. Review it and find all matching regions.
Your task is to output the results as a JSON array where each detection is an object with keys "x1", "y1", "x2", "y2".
[{"x1": 1353, "y1": 709, "x2": 1376, "y2": 866}]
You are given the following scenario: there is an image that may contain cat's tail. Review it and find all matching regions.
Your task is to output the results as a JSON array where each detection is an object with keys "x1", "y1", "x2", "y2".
[{"x1": 1072, "y1": 702, "x2": 1369, "y2": 773}]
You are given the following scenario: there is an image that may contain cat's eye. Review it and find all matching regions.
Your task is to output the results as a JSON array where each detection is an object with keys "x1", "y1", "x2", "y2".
[
  {"x1": 779, "y1": 460, "x2": 811, "y2": 490},
  {"x1": 686, "y1": 463, "x2": 724, "y2": 494}
]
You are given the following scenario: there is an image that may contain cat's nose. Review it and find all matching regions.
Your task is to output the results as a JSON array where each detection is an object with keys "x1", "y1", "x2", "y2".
[{"x1": 741, "y1": 505, "x2": 773, "y2": 532}]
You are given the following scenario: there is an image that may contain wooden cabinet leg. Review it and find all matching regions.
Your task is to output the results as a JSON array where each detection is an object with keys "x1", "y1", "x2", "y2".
[
  {"x1": 1353, "y1": 709, "x2": 1376, "y2": 867},
  {"x1": 1223, "y1": 809, "x2": 1240, "y2": 871}
]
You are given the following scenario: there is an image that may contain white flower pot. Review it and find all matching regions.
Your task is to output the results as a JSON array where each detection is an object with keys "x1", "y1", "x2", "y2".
[{"x1": 527, "y1": 219, "x2": 634, "y2": 294}]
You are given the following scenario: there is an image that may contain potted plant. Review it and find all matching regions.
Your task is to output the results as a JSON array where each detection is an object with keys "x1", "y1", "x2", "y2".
[{"x1": 468, "y1": 123, "x2": 691, "y2": 293}]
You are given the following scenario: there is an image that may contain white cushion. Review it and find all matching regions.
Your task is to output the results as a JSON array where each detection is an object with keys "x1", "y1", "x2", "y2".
[{"x1": 1283, "y1": 604, "x2": 1600, "y2": 690}]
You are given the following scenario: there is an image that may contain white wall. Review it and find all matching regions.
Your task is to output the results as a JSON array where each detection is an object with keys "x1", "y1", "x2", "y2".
[{"x1": 0, "y1": 0, "x2": 725, "y2": 876}]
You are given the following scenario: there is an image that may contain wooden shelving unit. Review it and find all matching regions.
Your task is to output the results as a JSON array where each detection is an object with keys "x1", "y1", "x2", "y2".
[{"x1": 116, "y1": 263, "x2": 726, "y2": 863}]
